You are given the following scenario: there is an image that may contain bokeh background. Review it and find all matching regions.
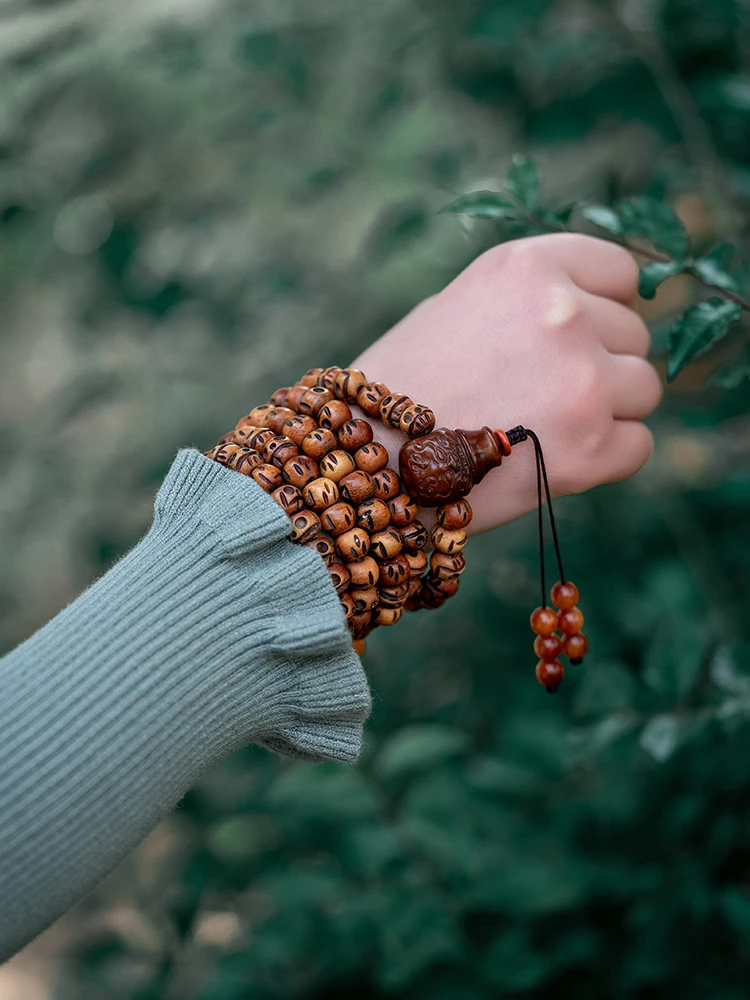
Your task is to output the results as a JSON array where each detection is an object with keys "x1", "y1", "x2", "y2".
[{"x1": 3, "y1": 0, "x2": 750, "y2": 997}]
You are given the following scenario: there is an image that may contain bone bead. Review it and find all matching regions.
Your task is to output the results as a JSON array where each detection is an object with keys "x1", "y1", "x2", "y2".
[
  {"x1": 400, "y1": 521, "x2": 428, "y2": 552},
  {"x1": 355, "y1": 442, "x2": 389, "y2": 474},
  {"x1": 282, "y1": 414, "x2": 318, "y2": 445},
  {"x1": 388, "y1": 493, "x2": 417, "y2": 527},
  {"x1": 302, "y1": 428, "x2": 337, "y2": 460},
  {"x1": 226, "y1": 445, "x2": 250, "y2": 469},
  {"x1": 267, "y1": 407, "x2": 297, "y2": 434},
  {"x1": 406, "y1": 550, "x2": 428, "y2": 577},
  {"x1": 264, "y1": 435, "x2": 298, "y2": 468},
  {"x1": 349, "y1": 556, "x2": 379, "y2": 588},
  {"x1": 338, "y1": 471, "x2": 374, "y2": 505},
  {"x1": 336, "y1": 527, "x2": 371, "y2": 562},
  {"x1": 272, "y1": 484, "x2": 304, "y2": 514},
  {"x1": 350, "y1": 586, "x2": 379, "y2": 613},
  {"x1": 378, "y1": 582, "x2": 408, "y2": 608},
  {"x1": 328, "y1": 562, "x2": 351, "y2": 594},
  {"x1": 248, "y1": 404, "x2": 275, "y2": 427},
  {"x1": 283, "y1": 454, "x2": 319, "y2": 489},
  {"x1": 369, "y1": 528, "x2": 403, "y2": 560},
  {"x1": 271, "y1": 386, "x2": 291, "y2": 407},
  {"x1": 374, "y1": 606, "x2": 403, "y2": 626},
  {"x1": 430, "y1": 551, "x2": 466, "y2": 580},
  {"x1": 431, "y1": 525, "x2": 468, "y2": 555},
  {"x1": 333, "y1": 368, "x2": 367, "y2": 403},
  {"x1": 319, "y1": 400, "x2": 353, "y2": 432},
  {"x1": 357, "y1": 381, "x2": 389, "y2": 417},
  {"x1": 338, "y1": 419, "x2": 373, "y2": 452},
  {"x1": 406, "y1": 577, "x2": 422, "y2": 600},
  {"x1": 321, "y1": 501, "x2": 356, "y2": 536},
  {"x1": 400, "y1": 404, "x2": 436, "y2": 438},
  {"x1": 217, "y1": 431, "x2": 238, "y2": 445},
  {"x1": 252, "y1": 463, "x2": 283, "y2": 491},
  {"x1": 299, "y1": 386, "x2": 334, "y2": 416},
  {"x1": 321, "y1": 366, "x2": 344, "y2": 391},
  {"x1": 247, "y1": 428, "x2": 275, "y2": 452},
  {"x1": 234, "y1": 448, "x2": 263, "y2": 475},
  {"x1": 302, "y1": 477, "x2": 339, "y2": 511},
  {"x1": 379, "y1": 393, "x2": 413, "y2": 428},
  {"x1": 419, "y1": 576, "x2": 447, "y2": 609},
  {"x1": 436, "y1": 498, "x2": 473, "y2": 530},
  {"x1": 378, "y1": 554, "x2": 410, "y2": 587},
  {"x1": 289, "y1": 509, "x2": 321, "y2": 543},
  {"x1": 429, "y1": 572, "x2": 460, "y2": 597},
  {"x1": 213, "y1": 442, "x2": 241, "y2": 465},
  {"x1": 319, "y1": 449, "x2": 357, "y2": 483},
  {"x1": 301, "y1": 367, "x2": 325, "y2": 387},
  {"x1": 339, "y1": 592, "x2": 356, "y2": 621},
  {"x1": 350, "y1": 611, "x2": 372, "y2": 640},
  {"x1": 304, "y1": 533, "x2": 336, "y2": 566},
  {"x1": 372, "y1": 468, "x2": 401, "y2": 501},
  {"x1": 286, "y1": 384, "x2": 308, "y2": 410},
  {"x1": 356, "y1": 498, "x2": 390, "y2": 533},
  {"x1": 233, "y1": 424, "x2": 256, "y2": 447}
]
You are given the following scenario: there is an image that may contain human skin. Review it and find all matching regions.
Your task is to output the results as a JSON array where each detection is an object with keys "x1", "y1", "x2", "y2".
[{"x1": 351, "y1": 233, "x2": 663, "y2": 536}]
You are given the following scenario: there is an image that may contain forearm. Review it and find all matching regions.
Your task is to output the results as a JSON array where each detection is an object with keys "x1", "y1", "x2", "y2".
[{"x1": 0, "y1": 448, "x2": 370, "y2": 962}]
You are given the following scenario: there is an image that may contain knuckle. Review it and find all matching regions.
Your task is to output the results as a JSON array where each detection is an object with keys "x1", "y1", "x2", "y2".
[{"x1": 544, "y1": 282, "x2": 586, "y2": 333}]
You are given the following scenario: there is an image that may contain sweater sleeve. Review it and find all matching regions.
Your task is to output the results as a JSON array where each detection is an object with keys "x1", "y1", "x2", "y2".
[{"x1": 0, "y1": 447, "x2": 371, "y2": 963}]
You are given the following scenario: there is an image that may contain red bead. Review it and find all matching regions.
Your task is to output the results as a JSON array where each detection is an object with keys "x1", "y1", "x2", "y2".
[
  {"x1": 530, "y1": 606, "x2": 558, "y2": 636},
  {"x1": 558, "y1": 607, "x2": 584, "y2": 635},
  {"x1": 535, "y1": 659, "x2": 564, "y2": 688},
  {"x1": 533, "y1": 634, "x2": 563, "y2": 662},
  {"x1": 563, "y1": 632, "x2": 588, "y2": 661},
  {"x1": 550, "y1": 580, "x2": 579, "y2": 610}
]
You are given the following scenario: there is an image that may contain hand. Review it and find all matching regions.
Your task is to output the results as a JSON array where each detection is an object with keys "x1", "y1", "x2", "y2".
[{"x1": 351, "y1": 233, "x2": 663, "y2": 535}]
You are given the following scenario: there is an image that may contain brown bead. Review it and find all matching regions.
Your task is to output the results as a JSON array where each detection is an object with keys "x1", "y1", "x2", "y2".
[
  {"x1": 406, "y1": 577, "x2": 422, "y2": 600},
  {"x1": 349, "y1": 556, "x2": 379, "y2": 588},
  {"x1": 372, "y1": 468, "x2": 401, "y2": 501},
  {"x1": 217, "y1": 430, "x2": 238, "y2": 446},
  {"x1": 333, "y1": 368, "x2": 367, "y2": 403},
  {"x1": 339, "y1": 592, "x2": 356, "y2": 621},
  {"x1": 286, "y1": 384, "x2": 308, "y2": 411},
  {"x1": 283, "y1": 455, "x2": 319, "y2": 489},
  {"x1": 378, "y1": 554, "x2": 410, "y2": 587},
  {"x1": 304, "y1": 533, "x2": 336, "y2": 566},
  {"x1": 271, "y1": 386, "x2": 291, "y2": 407},
  {"x1": 530, "y1": 606, "x2": 558, "y2": 636},
  {"x1": 319, "y1": 400, "x2": 353, "y2": 432},
  {"x1": 357, "y1": 382, "x2": 389, "y2": 417},
  {"x1": 356, "y1": 498, "x2": 390, "y2": 533},
  {"x1": 321, "y1": 501, "x2": 356, "y2": 536},
  {"x1": 551, "y1": 581, "x2": 580, "y2": 611},
  {"x1": 430, "y1": 573, "x2": 460, "y2": 597},
  {"x1": 355, "y1": 443, "x2": 389, "y2": 474},
  {"x1": 321, "y1": 366, "x2": 343, "y2": 392},
  {"x1": 378, "y1": 583, "x2": 408, "y2": 608},
  {"x1": 374, "y1": 606, "x2": 403, "y2": 626},
  {"x1": 233, "y1": 424, "x2": 257, "y2": 447},
  {"x1": 400, "y1": 521, "x2": 428, "y2": 553},
  {"x1": 436, "y1": 498, "x2": 473, "y2": 530},
  {"x1": 272, "y1": 484, "x2": 304, "y2": 514},
  {"x1": 336, "y1": 527, "x2": 371, "y2": 562},
  {"x1": 266, "y1": 407, "x2": 297, "y2": 434},
  {"x1": 406, "y1": 550, "x2": 428, "y2": 577},
  {"x1": 302, "y1": 477, "x2": 340, "y2": 512},
  {"x1": 352, "y1": 638, "x2": 366, "y2": 656},
  {"x1": 534, "y1": 633, "x2": 563, "y2": 662},
  {"x1": 299, "y1": 386, "x2": 334, "y2": 416},
  {"x1": 430, "y1": 525, "x2": 467, "y2": 555},
  {"x1": 319, "y1": 449, "x2": 357, "y2": 483},
  {"x1": 536, "y1": 659, "x2": 564, "y2": 688},
  {"x1": 234, "y1": 448, "x2": 264, "y2": 475},
  {"x1": 338, "y1": 470, "x2": 375, "y2": 505},
  {"x1": 338, "y1": 419, "x2": 374, "y2": 452},
  {"x1": 370, "y1": 528, "x2": 403, "y2": 560},
  {"x1": 282, "y1": 414, "x2": 318, "y2": 446},
  {"x1": 558, "y1": 607, "x2": 584, "y2": 635},
  {"x1": 289, "y1": 509, "x2": 321, "y2": 544},
  {"x1": 226, "y1": 445, "x2": 249, "y2": 469},
  {"x1": 328, "y1": 562, "x2": 351, "y2": 594},
  {"x1": 301, "y1": 367, "x2": 325, "y2": 387},
  {"x1": 400, "y1": 404, "x2": 436, "y2": 438},
  {"x1": 248, "y1": 404, "x2": 275, "y2": 427},
  {"x1": 350, "y1": 611, "x2": 372, "y2": 640},
  {"x1": 563, "y1": 632, "x2": 589, "y2": 662},
  {"x1": 264, "y1": 435, "x2": 298, "y2": 469},
  {"x1": 419, "y1": 576, "x2": 447, "y2": 609},
  {"x1": 379, "y1": 393, "x2": 413, "y2": 427},
  {"x1": 388, "y1": 493, "x2": 418, "y2": 527},
  {"x1": 350, "y1": 586, "x2": 379, "y2": 613},
  {"x1": 301, "y1": 428, "x2": 338, "y2": 461},
  {"x1": 430, "y1": 551, "x2": 466, "y2": 580},
  {"x1": 252, "y1": 463, "x2": 284, "y2": 491},
  {"x1": 246, "y1": 428, "x2": 275, "y2": 453},
  {"x1": 213, "y1": 442, "x2": 242, "y2": 466}
]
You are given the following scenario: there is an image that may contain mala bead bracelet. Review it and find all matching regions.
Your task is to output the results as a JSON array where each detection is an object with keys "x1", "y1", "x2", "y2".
[{"x1": 205, "y1": 366, "x2": 588, "y2": 691}]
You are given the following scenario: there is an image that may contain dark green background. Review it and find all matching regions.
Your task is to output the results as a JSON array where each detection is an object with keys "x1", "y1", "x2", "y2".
[{"x1": 2, "y1": 1, "x2": 750, "y2": 997}]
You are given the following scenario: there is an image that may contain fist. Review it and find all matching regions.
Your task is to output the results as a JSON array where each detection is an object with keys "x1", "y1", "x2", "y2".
[{"x1": 351, "y1": 233, "x2": 663, "y2": 534}]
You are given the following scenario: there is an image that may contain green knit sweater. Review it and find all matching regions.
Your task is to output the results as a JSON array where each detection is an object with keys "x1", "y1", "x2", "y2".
[{"x1": 0, "y1": 448, "x2": 371, "y2": 963}]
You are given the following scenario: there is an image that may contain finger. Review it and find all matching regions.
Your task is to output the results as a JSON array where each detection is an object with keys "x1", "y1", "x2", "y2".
[
  {"x1": 597, "y1": 420, "x2": 655, "y2": 485},
  {"x1": 536, "y1": 233, "x2": 639, "y2": 304},
  {"x1": 607, "y1": 354, "x2": 664, "y2": 420},
  {"x1": 584, "y1": 293, "x2": 652, "y2": 357}
]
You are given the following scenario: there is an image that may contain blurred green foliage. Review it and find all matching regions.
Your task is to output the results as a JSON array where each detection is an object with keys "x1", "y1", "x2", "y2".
[{"x1": 2, "y1": 0, "x2": 750, "y2": 997}]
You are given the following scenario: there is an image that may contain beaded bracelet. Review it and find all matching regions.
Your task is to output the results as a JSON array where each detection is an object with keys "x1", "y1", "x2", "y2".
[{"x1": 204, "y1": 365, "x2": 588, "y2": 692}]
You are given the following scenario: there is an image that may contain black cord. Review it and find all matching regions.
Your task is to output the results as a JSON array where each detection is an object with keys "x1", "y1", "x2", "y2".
[
  {"x1": 534, "y1": 440, "x2": 546, "y2": 608},
  {"x1": 525, "y1": 428, "x2": 567, "y2": 590}
]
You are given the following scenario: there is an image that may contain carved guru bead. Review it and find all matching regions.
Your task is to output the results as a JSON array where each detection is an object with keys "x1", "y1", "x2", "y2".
[
  {"x1": 356, "y1": 498, "x2": 390, "y2": 533},
  {"x1": 319, "y1": 449, "x2": 357, "y2": 483}
]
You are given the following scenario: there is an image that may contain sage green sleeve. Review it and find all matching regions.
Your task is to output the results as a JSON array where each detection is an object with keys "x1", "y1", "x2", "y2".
[{"x1": 0, "y1": 448, "x2": 371, "y2": 963}]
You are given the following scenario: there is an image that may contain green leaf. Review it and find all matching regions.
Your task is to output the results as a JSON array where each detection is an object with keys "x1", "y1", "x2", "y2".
[
  {"x1": 667, "y1": 297, "x2": 742, "y2": 381},
  {"x1": 639, "y1": 259, "x2": 687, "y2": 299},
  {"x1": 710, "y1": 343, "x2": 750, "y2": 388},
  {"x1": 618, "y1": 195, "x2": 689, "y2": 258},
  {"x1": 693, "y1": 242, "x2": 739, "y2": 292},
  {"x1": 505, "y1": 154, "x2": 540, "y2": 210},
  {"x1": 374, "y1": 725, "x2": 468, "y2": 779},
  {"x1": 438, "y1": 190, "x2": 521, "y2": 219},
  {"x1": 581, "y1": 204, "x2": 623, "y2": 236}
]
